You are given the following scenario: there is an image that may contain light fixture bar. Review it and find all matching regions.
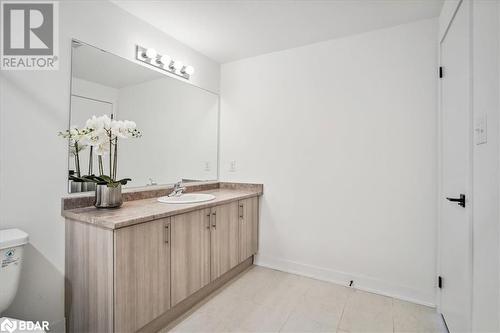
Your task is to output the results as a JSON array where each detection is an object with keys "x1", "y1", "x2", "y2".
[{"x1": 135, "y1": 45, "x2": 195, "y2": 80}]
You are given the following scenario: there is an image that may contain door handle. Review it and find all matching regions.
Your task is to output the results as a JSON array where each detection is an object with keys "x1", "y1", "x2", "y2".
[
  {"x1": 446, "y1": 194, "x2": 466, "y2": 208},
  {"x1": 206, "y1": 213, "x2": 211, "y2": 229},
  {"x1": 212, "y1": 211, "x2": 217, "y2": 229},
  {"x1": 164, "y1": 224, "x2": 170, "y2": 244},
  {"x1": 239, "y1": 204, "x2": 244, "y2": 219}
]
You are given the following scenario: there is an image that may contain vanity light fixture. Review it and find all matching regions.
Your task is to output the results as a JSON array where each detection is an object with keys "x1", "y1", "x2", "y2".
[
  {"x1": 183, "y1": 65, "x2": 195, "y2": 75},
  {"x1": 172, "y1": 60, "x2": 184, "y2": 71},
  {"x1": 136, "y1": 45, "x2": 194, "y2": 80},
  {"x1": 159, "y1": 54, "x2": 172, "y2": 67},
  {"x1": 144, "y1": 48, "x2": 157, "y2": 60}
]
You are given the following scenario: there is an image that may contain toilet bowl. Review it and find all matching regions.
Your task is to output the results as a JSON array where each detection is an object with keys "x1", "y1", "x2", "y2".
[{"x1": 0, "y1": 229, "x2": 45, "y2": 332}]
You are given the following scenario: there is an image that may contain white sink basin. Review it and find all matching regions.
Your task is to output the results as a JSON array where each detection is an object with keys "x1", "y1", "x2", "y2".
[{"x1": 157, "y1": 193, "x2": 216, "y2": 204}]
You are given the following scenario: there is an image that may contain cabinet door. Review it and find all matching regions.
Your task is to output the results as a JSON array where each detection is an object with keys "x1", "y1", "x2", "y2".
[
  {"x1": 239, "y1": 197, "x2": 259, "y2": 262},
  {"x1": 171, "y1": 209, "x2": 211, "y2": 306},
  {"x1": 210, "y1": 202, "x2": 239, "y2": 281},
  {"x1": 114, "y1": 218, "x2": 171, "y2": 333}
]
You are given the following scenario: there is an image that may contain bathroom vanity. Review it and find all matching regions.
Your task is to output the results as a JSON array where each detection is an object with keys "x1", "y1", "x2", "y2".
[{"x1": 61, "y1": 182, "x2": 262, "y2": 333}]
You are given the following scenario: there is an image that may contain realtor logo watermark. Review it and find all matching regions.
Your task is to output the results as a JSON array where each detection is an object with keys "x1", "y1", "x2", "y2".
[
  {"x1": 1, "y1": 1, "x2": 59, "y2": 70},
  {"x1": 0, "y1": 318, "x2": 49, "y2": 332}
]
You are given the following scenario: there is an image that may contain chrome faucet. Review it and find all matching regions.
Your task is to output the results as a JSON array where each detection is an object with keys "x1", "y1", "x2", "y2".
[
  {"x1": 168, "y1": 181, "x2": 186, "y2": 197},
  {"x1": 147, "y1": 178, "x2": 157, "y2": 186}
]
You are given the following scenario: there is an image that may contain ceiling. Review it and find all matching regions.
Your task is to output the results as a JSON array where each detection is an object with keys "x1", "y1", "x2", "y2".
[
  {"x1": 113, "y1": 0, "x2": 443, "y2": 64},
  {"x1": 72, "y1": 41, "x2": 163, "y2": 88}
]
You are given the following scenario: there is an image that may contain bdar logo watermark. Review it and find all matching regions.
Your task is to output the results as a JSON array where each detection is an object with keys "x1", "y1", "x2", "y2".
[
  {"x1": 1, "y1": 1, "x2": 59, "y2": 70},
  {"x1": 0, "y1": 318, "x2": 14, "y2": 333},
  {"x1": 0, "y1": 318, "x2": 50, "y2": 332}
]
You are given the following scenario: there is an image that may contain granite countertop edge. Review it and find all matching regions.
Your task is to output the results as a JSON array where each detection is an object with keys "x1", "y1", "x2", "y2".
[{"x1": 62, "y1": 186, "x2": 262, "y2": 230}]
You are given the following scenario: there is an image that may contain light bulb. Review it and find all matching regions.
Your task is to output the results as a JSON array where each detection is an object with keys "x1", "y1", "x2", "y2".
[
  {"x1": 184, "y1": 65, "x2": 195, "y2": 75},
  {"x1": 159, "y1": 54, "x2": 171, "y2": 65},
  {"x1": 144, "y1": 48, "x2": 157, "y2": 59},
  {"x1": 173, "y1": 60, "x2": 184, "y2": 71}
]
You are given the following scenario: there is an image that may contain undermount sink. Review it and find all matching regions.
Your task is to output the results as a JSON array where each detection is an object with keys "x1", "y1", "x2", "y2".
[{"x1": 157, "y1": 193, "x2": 216, "y2": 204}]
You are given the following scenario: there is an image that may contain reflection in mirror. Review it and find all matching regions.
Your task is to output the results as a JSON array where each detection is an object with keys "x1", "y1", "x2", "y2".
[{"x1": 68, "y1": 40, "x2": 219, "y2": 193}]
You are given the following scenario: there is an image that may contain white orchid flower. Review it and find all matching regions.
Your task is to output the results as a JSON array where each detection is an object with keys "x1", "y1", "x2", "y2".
[
  {"x1": 69, "y1": 142, "x2": 87, "y2": 155},
  {"x1": 100, "y1": 115, "x2": 112, "y2": 129},
  {"x1": 95, "y1": 142, "x2": 110, "y2": 156},
  {"x1": 69, "y1": 126, "x2": 79, "y2": 137},
  {"x1": 60, "y1": 114, "x2": 142, "y2": 184},
  {"x1": 85, "y1": 116, "x2": 99, "y2": 130},
  {"x1": 124, "y1": 120, "x2": 137, "y2": 130},
  {"x1": 111, "y1": 120, "x2": 128, "y2": 139},
  {"x1": 59, "y1": 126, "x2": 92, "y2": 142},
  {"x1": 86, "y1": 115, "x2": 112, "y2": 131}
]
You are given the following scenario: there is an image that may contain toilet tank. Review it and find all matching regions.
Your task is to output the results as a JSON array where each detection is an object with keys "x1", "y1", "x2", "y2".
[{"x1": 0, "y1": 229, "x2": 29, "y2": 314}]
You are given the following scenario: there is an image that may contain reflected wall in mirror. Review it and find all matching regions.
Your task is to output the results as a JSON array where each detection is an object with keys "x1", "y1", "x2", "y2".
[{"x1": 68, "y1": 40, "x2": 219, "y2": 193}]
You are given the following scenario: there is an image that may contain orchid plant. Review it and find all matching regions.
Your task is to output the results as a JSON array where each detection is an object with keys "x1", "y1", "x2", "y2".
[{"x1": 59, "y1": 114, "x2": 142, "y2": 187}]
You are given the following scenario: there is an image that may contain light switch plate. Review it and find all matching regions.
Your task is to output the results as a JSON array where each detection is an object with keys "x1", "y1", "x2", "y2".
[{"x1": 474, "y1": 114, "x2": 487, "y2": 145}]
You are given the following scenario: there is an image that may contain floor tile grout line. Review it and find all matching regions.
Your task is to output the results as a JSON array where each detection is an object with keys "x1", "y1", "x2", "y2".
[
  {"x1": 392, "y1": 297, "x2": 395, "y2": 333},
  {"x1": 277, "y1": 309, "x2": 294, "y2": 332},
  {"x1": 336, "y1": 288, "x2": 354, "y2": 332}
]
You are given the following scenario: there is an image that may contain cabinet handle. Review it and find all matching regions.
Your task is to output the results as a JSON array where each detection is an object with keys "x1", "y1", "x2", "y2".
[
  {"x1": 212, "y1": 211, "x2": 217, "y2": 229},
  {"x1": 239, "y1": 204, "x2": 244, "y2": 219},
  {"x1": 164, "y1": 224, "x2": 170, "y2": 244},
  {"x1": 206, "y1": 213, "x2": 211, "y2": 229}
]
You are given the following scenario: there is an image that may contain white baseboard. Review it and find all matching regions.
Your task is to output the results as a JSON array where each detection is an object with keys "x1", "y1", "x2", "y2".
[{"x1": 255, "y1": 254, "x2": 436, "y2": 308}]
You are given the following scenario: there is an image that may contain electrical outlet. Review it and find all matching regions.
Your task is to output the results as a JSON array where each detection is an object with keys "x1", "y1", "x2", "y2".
[
  {"x1": 204, "y1": 161, "x2": 211, "y2": 171},
  {"x1": 229, "y1": 160, "x2": 237, "y2": 172}
]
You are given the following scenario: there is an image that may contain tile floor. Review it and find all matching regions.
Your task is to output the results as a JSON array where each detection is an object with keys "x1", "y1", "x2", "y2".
[{"x1": 165, "y1": 266, "x2": 447, "y2": 333}]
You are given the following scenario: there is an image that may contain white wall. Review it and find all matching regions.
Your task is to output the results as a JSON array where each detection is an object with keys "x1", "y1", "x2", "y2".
[
  {"x1": 71, "y1": 78, "x2": 118, "y2": 107},
  {"x1": 220, "y1": 18, "x2": 438, "y2": 305},
  {"x1": 118, "y1": 77, "x2": 218, "y2": 186},
  {"x1": 0, "y1": 0, "x2": 219, "y2": 329}
]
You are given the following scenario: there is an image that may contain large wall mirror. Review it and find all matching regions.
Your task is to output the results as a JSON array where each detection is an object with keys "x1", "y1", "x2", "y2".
[{"x1": 67, "y1": 40, "x2": 219, "y2": 193}]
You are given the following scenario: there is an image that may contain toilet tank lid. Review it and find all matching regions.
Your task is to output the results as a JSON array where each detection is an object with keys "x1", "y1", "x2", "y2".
[{"x1": 0, "y1": 229, "x2": 29, "y2": 250}]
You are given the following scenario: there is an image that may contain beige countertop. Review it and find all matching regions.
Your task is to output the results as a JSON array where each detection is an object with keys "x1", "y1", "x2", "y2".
[{"x1": 62, "y1": 187, "x2": 262, "y2": 229}]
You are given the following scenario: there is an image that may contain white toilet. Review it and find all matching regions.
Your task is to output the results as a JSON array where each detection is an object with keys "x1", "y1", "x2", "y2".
[{"x1": 0, "y1": 229, "x2": 46, "y2": 333}]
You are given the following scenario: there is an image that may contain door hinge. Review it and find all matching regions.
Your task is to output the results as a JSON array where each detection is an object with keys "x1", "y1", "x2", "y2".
[
  {"x1": 439, "y1": 66, "x2": 444, "y2": 78},
  {"x1": 438, "y1": 276, "x2": 443, "y2": 289}
]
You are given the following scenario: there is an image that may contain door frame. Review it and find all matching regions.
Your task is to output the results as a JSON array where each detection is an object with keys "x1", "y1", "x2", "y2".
[{"x1": 437, "y1": 0, "x2": 474, "y2": 330}]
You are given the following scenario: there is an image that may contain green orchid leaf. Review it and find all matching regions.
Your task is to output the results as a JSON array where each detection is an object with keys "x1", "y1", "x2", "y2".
[
  {"x1": 99, "y1": 175, "x2": 114, "y2": 183},
  {"x1": 69, "y1": 175, "x2": 85, "y2": 182},
  {"x1": 117, "y1": 178, "x2": 132, "y2": 185}
]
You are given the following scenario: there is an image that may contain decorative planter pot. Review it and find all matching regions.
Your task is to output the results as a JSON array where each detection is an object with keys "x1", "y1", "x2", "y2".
[
  {"x1": 70, "y1": 180, "x2": 83, "y2": 193},
  {"x1": 82, "y1": 181, "x2": 96, "y2": 192},
  {"x1": 95, "y1": 184, "x2": 123, "y2": 208}
]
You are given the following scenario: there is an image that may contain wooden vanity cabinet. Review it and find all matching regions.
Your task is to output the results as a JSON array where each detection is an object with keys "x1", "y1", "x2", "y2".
[
  {"x1": 170, "y1": 209, "x2": 211, "y2": 306},
  {"x1": 114, "y1": 217, "x2": 171, "y2": 332},
  {"x1": 239, "y1": 197, "x2": 259, "y2": 262},
  {"x1": 170, "y1": 202, "x2": 241, "y2": 306},
  {"x1": 210, "y1": 202, "x2": 240, "y2": 281},
  {"x1": 65, "y1": 194, "x2": 260, "y2": 333},
  {"x1": 169, "y1": 199, "x2": 259, "y2": 306}
]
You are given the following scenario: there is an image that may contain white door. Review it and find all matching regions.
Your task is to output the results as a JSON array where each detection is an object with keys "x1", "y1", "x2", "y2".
[{"x1": 439, "y1": 1, "x2": 472, "y2": 332}]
